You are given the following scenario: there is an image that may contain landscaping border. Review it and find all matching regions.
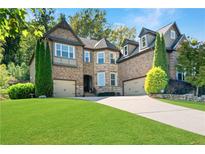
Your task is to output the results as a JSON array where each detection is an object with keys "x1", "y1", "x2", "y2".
[{"x1": 151, "y1": 94, "x2": 205, "y2": 102}]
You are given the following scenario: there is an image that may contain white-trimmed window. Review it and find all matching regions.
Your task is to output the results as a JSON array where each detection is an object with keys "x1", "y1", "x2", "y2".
[
  {"x1": 110, "y1": 72, "x2": 117, "y2": 86},
  {"x1": 171, "y1": 30, "x2": 176, "y2": 39},
  {"x1": 176, "y1": 71, "x2": 185, "y2": 81},
  {"x1": 110, "y1": 52, "x2": 116, "y2": 64},
  {"x1": 55, "y1": 43, "x2": 75, "y2": 59},
  {"x1": 123, "y1": 45, "x2": 128, "y2": 56},
  {"x1": 141, "y1": 35, "x2": 147, "y2": 48},
  {"x1": 97, "y1": 52, "x2": 105, "y2": 64},
  {"x1": 84, "y1": 50, "x2": 90, "y2": 63},
  {"x1": 97, "y1": 72, "x2": 105, "y2": 86}
]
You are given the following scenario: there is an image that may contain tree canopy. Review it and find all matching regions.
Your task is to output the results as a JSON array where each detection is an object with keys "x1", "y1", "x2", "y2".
[{"x1": 177, "y1": 39, "x2": 205, "y2": 96}]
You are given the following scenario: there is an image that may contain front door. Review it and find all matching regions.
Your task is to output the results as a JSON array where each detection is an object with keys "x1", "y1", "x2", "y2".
[{"x1": 84, "y1": 75, "x2": 92, "y2": 92}]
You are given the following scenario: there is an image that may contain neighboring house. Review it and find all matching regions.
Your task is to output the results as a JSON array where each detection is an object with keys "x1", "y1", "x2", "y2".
[{"x1": 29, "y1": 20, "x2": 186, "y2": 97}]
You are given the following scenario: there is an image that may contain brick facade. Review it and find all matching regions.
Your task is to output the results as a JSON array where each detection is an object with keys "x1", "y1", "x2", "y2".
[
  {"x1": 118, "y1": 49, "x2": 154, "y2": 87},
  {"x1": 29, "y1": 21, "x2": 182, "y2": 97}
]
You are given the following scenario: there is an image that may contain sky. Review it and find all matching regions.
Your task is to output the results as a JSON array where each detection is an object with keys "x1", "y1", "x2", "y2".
[{"x1": 55, "y1": 8, "x2": 205, "y2": 41}]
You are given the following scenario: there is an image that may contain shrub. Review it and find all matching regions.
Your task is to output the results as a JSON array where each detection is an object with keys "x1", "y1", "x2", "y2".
[
  {"x1": 8, "y1": 83, "x2": 35, "y2": 99},
  {"x1": 164, "y1": 79, "x2": 194, "y2": 94},
  {"x1": 145, "y1": 67, "x2": 168, "y2": 94},
  {"x1": 97, "y1": 92, "x2": 116, "y2": 96},
  {"x1": 0, "y1": 88, "x2": 9, "y2": 100}
]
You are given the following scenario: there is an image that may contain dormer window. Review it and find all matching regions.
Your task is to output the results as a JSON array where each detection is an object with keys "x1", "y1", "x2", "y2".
[
  {"x1": 123, "y1": 45, "x2": 128, "y2": 56},
  {"x1": 141, "y1": 35, "x2": 147, "y2": 48},
  {"x1": 171, "y1": 30, "x2": 176, "y2": 39}
]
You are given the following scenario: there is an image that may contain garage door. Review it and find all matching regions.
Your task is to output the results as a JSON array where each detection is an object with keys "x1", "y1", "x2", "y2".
[
  {"x1": 53, "y1": 80, "x2": 75, "y2": 97},
  {"x1": 124, "y1": 77, "x2": 146, "y2": 96}
]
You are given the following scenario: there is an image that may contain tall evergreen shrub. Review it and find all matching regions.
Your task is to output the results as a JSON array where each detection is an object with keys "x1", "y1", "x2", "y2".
[
  {"x1": 35, "y1": 40, "x2": 53, "y2": 97},
  {"x1": 38, "y1": 41, "x2": 46, "y2": 96},
  {"x1": 153, "y1": 33, "x2": 163, "y2": 67},
  {"x1": 153, "y1": 33, "x2": 169, "y2": 77},
  {"x1": 161, "y1": 35, "x2": 169, "y2": 77},
  {"x1": 35, "y1": 40, "x2": 40, "y2": 96},
  {"x1": 44, "y1": 42, "x2": 53, "y2": 97}
]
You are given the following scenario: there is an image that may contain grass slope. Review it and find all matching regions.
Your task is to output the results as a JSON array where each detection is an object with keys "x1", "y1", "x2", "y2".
[
  {"x1": 1, "y1": 98, "x2": 205, "y2": 144},
  {"x1": 160, "y1": 99, "x2": 205, "y2": 111}
]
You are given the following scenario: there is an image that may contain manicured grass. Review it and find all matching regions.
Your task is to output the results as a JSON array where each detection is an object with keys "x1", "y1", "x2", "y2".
[
  {"x1": 160, "y1": 99, "x2": 205, "y2": 111},
  {"x1": 1, "y1": 98, "x2": 205, "y2": 144}
]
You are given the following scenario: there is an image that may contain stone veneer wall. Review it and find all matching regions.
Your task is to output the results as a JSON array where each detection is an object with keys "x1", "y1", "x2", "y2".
[
  {"x1": 83, "y1": 49, "x2": 94, "y2": 77},
  {"x1": 152, "y1": 94, "x2": 205, "y2": 102},
  {"x1": 52, "y1": 45, "x2": 84, "y2": 96},
  {"x1": 168, "y1": 51, "x2": 177, "y2": 79},
  {"x1": 93, "y1": 49, "x2": 122, "y2": 94}
]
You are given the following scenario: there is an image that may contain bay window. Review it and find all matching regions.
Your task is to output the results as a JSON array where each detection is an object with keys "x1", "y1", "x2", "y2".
[
  {"x1": 97, "y1": 52, "x2": 105, "y2": 64},
  {"x1": 110, "y1": 52, "x2": 116, "y2": 64},
  {"x1": 84, "y1": 51, "x2": 91, "y2": 63}
]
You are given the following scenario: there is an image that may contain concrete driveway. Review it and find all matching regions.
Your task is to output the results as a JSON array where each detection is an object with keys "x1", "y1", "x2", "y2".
[{"x1": 77, "y1": 96, "x2": 205, "y2": 136}]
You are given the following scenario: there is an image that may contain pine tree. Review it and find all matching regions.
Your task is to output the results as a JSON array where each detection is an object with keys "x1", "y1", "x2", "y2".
[
  {"x1": 34, "y1": 40, "x2": 40, "y2": 96},
  {"x1": 44, "y1": 42, "x2": 53, "y2": 97},
  {"x1": 153, "y1": 33, "x2": 163, "y2": 67},
  {"x1": 161, "y1": 35, "x2": 169, "y2": 77}
]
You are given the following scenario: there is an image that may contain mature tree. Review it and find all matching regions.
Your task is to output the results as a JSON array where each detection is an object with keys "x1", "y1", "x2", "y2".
[
  {"x1": 0, "y1": 9, "x2": 28, "y2": 65},
  {"x1": 7, "y1": 62, "x2": 29, "y2": 81},
  {"x1": 177, "y1": 39, "x2": 205, "y2": 96},
  {"x1": 0, "y1": 64, "x2": 10, "y2": 89},
  {"x1": 0, "y1": 9, "x2": 45, "y2": 65},
  {"x1": 0, "y1": 9, "x2": 28, "y2": 43},
  {"x1": 108, "y1": 25, "x2": 136, "y2": 48},
  {"x1": 44, "y1": 42, "x2": 53, "y2": 97},
  {"x1": 31, "y1": 8, "x2": 56, "y2": 33},
  {"x1": 69, "y1": 9, "x2": 110, "y2": 40},
  {"x1": 57, "y1": 13, "x2": 66, "y2": 22},
  {"x1": 17, "y1": 29, "x2": 37, "y2": 65},
  {"x1": 69, "y1": 8, "x2": 136, "y2": 47}
]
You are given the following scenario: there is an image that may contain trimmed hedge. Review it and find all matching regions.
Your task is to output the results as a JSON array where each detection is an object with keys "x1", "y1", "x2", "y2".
[
  {"x1": 145, "y1": 67, "x2": 168, "y2": 94},
  {"x1": 164, "y1": 79, "x2": 194, "y2": 94},
  {"x1": 97, "y1": 92, "x2": 116, "y2": 96},
  {"x1": 8, "y1": 83, "x2": 35, "y2": 99}
]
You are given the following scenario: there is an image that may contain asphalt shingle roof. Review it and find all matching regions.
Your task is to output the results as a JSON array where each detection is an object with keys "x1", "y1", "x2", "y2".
[{"x1": 79, "y1": 37, "x2": 119, "y2": 51}]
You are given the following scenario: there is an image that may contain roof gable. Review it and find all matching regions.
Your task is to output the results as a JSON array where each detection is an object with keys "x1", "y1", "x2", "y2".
[
  {"x1": 122, "y1": 39, "x2": 139, "y2": 47},
  {"x1": 138, "y1": 27, "x2": 156, "y2": 37},
  {"x1": 80, "y1": 37, "x2": 119, "y2": 51},
  {"x1": 157, "y1": 22, "x2": 181, "y2": 35},
  {"x1": 44, "y1": 19, "x2": 84, "y2": 46}
]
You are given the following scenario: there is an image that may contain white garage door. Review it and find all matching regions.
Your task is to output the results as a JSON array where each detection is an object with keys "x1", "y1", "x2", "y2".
[
  {"x1": 53, "y1": 80, "x2": 75, "y2": 97},
  {"x1": 124, "y1": 77, "x2": 146, "y2": 96}
]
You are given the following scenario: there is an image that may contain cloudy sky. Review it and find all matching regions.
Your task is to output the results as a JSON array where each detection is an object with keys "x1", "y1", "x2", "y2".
[{"x1": 55, "y1": 8, "x2": 205, "y2": 41}]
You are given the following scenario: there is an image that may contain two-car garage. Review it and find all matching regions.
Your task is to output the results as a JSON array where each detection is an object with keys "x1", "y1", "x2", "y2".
[
  {"x1": 123, "y1": 77, "x2": 146, "y2": 96},
  {"x1": 53, "y1": 80, "x2": 76, "y2": 97}
]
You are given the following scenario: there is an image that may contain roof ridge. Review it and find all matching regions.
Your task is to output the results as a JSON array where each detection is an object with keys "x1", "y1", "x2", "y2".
[
  {"x1": 94, "y1": 38, "x2": 104, "y2": 48},
  {"x1": 157, "y1": 22, "x2": 175, "y2": 31}
]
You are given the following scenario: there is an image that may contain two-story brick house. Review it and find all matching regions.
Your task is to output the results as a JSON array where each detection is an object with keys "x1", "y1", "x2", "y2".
[{"x1": 29, "y1": 20, "x2": 185, "y2": 97}]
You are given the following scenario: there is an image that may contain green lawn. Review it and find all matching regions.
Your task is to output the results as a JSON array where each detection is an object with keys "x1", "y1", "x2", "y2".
[
  {"x1": 1, "y1": 98, "x2": 205, "y2": 144},
  {"x1": 159, "y1": 99, "x2": 205, "y2": 111}
]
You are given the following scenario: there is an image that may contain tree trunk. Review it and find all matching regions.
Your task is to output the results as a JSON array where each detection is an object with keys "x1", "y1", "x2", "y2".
[{"x1": 196, "y1": 86, "x2": 199, "y2": 97}]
